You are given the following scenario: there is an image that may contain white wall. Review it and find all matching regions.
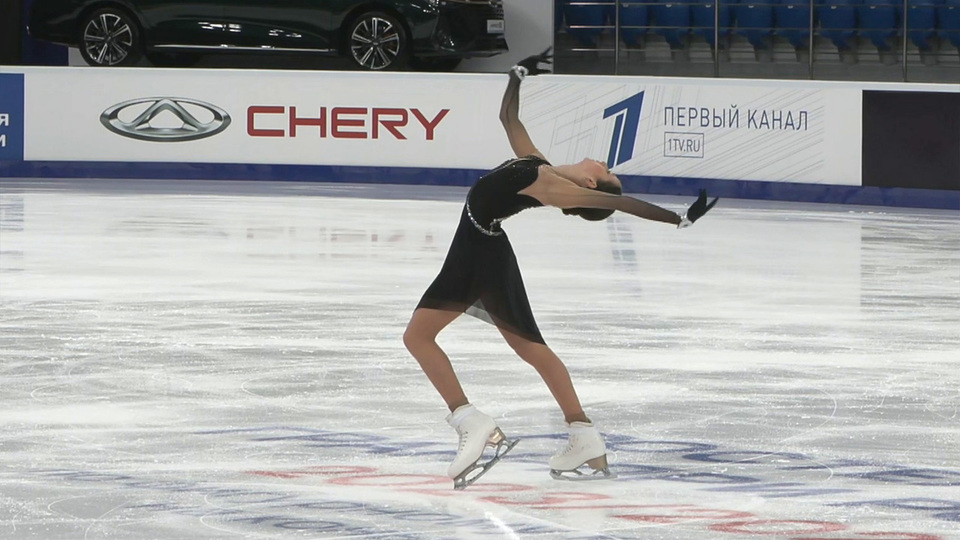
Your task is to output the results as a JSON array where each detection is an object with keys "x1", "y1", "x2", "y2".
[{"x1": 459, "y1": 0, "x2": 555, "y2": 73}]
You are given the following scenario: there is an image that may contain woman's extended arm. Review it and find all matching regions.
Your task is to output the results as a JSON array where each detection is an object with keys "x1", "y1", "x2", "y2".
[
  {"x1": 498, "y1": 72, "x2": 543, "y2": 159},
  {"x1": 521, "y1": 172, "x2": 718, "y2": 227},
  {"x1": 498, "y1": 48, "x2": 554, "y2": 159},
  {"x1": 541, "y1": 178, "x2": 681, "y2": 225}
]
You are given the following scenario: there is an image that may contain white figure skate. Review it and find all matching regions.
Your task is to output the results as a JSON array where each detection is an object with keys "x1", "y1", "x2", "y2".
[
  {"x1": 446, "y1": 404, "x2": 519, "y2": 490},
  {"x1": 549, "y1": 421, "x2": 615, "y2": 480}
]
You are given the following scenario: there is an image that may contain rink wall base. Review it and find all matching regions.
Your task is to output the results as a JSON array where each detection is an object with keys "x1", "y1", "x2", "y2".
[
  {"x1": 1, "y1": 67, "x2": 958, "y2": 209},
  {"x1": 3, "y1": 161, "x2": 956, "y2": 210}
]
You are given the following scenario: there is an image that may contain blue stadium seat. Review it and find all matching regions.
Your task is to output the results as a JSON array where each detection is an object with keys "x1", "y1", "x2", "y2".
[
  {"x1": 653, "y1": 0, "x2": 694, "y2": 48},
  {"x1": 940, "y1": 0, "x2": 960, "y2": 49},
  {"x1": 619, "y1": 1, "x2": 652, "y2": 46},
  {"x1": 774, "y1": 0, "x2": 814, "y2": 49},
  {"x1": 817, "y1": 0, "x2": 857, "y2": 50},
  {"x1": 858, "y1": 0, "x2": 900, "y2": 50},
  {"x1": 562, "y1": 0, "x2": 607, "y2": 47},
  {"x1": 735, "y1": 0, "x2": 776, "y2": 49},
  {"x1": 691, "y1": 0, "x2": 735, "y2": 46},
  {"x1": 908, "y1": 0, "x2": 941, "y2": 50}
]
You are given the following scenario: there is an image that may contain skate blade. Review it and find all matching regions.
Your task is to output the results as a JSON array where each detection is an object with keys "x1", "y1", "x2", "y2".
[
  {"x1": 453, "y1": 435, "x2": 520, "y2": 490},
  {"x1": 550, "y1": 455, "x2": 617, "y2": 481}
]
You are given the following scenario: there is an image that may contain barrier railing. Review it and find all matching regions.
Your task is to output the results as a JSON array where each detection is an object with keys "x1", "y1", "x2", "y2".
[{"x1": 556, "y1": 0, "x2": 960, "y2": 81}]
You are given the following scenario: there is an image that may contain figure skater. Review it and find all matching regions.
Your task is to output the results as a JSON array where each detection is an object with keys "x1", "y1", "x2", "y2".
[{"x1": 402, "y1": 49, "x2": 718, "y2": 489}]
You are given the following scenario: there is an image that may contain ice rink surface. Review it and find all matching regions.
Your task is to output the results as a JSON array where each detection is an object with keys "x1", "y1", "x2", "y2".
[{"x1": 0, "y1": 178, "x2": 958, "y2": 539}]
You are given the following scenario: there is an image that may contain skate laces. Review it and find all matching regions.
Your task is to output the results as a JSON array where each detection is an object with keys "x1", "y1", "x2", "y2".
[
  {"x1": 555, "y1": 428, "x2": 604, "y2": 458},
  {"x1": 457, "y1": 428, "x2": 471, "y2": 452},
  {"x1": 555, "y1": 433, "x2": 582, "y2": 457}
]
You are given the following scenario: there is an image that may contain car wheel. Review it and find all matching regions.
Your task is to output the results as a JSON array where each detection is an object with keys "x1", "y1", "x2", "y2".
[
  {"x1": 79, "y1": 8, "x2": 142, "y2": 66},
  {"x1": 347, "y1": 12, "x2": 406, "y2": 70}
]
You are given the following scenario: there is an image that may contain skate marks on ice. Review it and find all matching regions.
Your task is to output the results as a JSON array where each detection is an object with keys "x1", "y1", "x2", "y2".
[
  {"x1": 1, "y1": 181, "x2": 959, "y2": 538},
  {"x1": 7, "y1": 426, "x2": 960, "y2": 539}
]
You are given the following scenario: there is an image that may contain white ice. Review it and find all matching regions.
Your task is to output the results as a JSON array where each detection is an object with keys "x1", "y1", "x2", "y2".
[{"x1": 0, "y1": 179, "x2": 958, "y2": 539}]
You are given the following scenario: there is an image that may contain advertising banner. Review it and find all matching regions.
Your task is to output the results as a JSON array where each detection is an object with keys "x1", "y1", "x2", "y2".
[
  {"x1": 3, "y1": 66, "x2": 958, "y2": 208},
  {"x1": 21, "y1": 69, "x2": 513, "y2": 169},
  {"x1": 522, "y1": 77, "x2": 862, "y2": 186},
  {"x1": 15, "y1": 68, "x2": 865, "y2": 186},
  {"x1": 0, "y1": 73, "x2": 24, "y2": 162}
]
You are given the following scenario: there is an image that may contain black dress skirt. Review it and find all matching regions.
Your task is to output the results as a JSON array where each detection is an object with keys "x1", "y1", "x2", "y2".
[{"x1": 416, "y1": 156, "x2": 549, "y2": 345}]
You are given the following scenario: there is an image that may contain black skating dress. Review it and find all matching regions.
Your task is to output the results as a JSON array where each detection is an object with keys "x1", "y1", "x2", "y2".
[{"x1": 417, "y1": 155, "x2": 549, "y2": 344}]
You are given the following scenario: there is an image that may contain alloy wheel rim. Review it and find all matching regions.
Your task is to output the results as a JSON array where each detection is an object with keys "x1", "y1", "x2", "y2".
[
  {"x1": 350, "y1": 17, "x2": 400, "y2": 70},
  {"x1": 83, "y1": 13, "x2": 134, "y2": 66}
]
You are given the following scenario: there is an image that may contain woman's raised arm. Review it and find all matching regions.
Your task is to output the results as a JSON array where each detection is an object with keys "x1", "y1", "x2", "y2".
[{"x1": 498, "y1": 48, "x2": 553, "y2": 160}]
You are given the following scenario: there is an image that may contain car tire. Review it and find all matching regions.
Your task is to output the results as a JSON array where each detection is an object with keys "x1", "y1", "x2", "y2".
[
  {"x1": 78, "y1": 7, "x2": 142, "y2": 67},
  {"x1": 346, "y1": 11, "x2": 407, "y2": 71}
]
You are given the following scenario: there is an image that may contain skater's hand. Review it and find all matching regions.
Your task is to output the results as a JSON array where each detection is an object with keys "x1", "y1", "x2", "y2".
[
  {"x1": 678, "y1": 189, "x2": 719, "y2": 229},
  {"x1": 511, "y1": 47, "x2": 553, "y2": 80}
]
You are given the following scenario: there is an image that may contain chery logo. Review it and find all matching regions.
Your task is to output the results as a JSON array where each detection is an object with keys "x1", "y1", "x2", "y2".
[
  {"x1": 247, "y1": 106, "x2": 449, "y2": 140},
  {"x1": 101, "y1": 97, "x2": 231, "y2": 142}
]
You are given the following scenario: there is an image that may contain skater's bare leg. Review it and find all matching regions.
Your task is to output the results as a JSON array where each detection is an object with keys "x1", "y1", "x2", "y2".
[
  {"x1": 498, "y1": 331, "x2": 611, "y2": 477},
  {"x1": 403, "y1": 308, "x2": 468, "y2": 412},
  {"x1": 497, "y1": 327, "x2": 590, "y2": 424}
]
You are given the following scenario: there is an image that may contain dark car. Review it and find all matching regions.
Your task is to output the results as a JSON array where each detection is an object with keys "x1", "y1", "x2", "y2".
[{"x1": 27, "y1": 0, "x2": 507, "y2": 70}]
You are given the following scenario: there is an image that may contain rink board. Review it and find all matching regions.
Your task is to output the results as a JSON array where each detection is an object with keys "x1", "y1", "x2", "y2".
[{"x1": 0, "y1": 66, "x2": 957, "y2": 208}]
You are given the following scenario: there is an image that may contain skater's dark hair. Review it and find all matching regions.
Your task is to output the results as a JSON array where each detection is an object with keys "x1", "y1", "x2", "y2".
[{"x1": 562, "y1": 177, "x2": 622, "y2": 221}]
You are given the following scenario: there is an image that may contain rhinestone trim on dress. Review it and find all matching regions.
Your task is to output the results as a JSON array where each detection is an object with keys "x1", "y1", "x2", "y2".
[{"x1": 465, "y1": 202, "x2": 503, "y2": 237}]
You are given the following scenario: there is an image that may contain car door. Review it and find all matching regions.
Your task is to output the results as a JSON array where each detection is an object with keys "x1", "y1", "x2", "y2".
[
  {"x1": 220, "y1": 0, "x2": 333, "y2": 51},
  {"x1": 136, "y1": 0, "x2": 230, "y2": 49}
]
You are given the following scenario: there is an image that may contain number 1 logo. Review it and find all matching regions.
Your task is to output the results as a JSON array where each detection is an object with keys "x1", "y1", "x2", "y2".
[{"x1": 603, "y1": 91, "x2": 644, "y2": 170}]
